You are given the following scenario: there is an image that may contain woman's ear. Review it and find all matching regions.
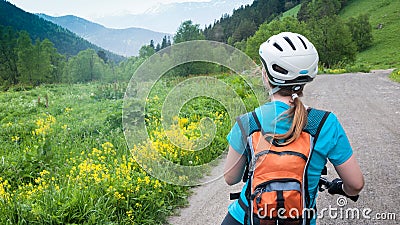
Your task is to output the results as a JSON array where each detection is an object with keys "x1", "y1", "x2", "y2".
[
  {"x1": 261, "y1": 68, "x2": 268, "y2": 86},
  {"x1": 262, "y1": 69, "x2": 273, "y2": 91},
  {"x1": 262, "y1": 67, "x2": 266, "y2": 77}
]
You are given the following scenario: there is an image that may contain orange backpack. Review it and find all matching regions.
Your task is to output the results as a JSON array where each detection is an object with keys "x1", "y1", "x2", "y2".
[{"x1": 233, "y1": 108, "x2": 330, "y2": 225}]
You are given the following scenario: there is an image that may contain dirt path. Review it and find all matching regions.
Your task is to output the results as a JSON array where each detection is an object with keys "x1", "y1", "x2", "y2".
[{"x1": 167, "y1": 70, "x2": 400, "y2": 225}]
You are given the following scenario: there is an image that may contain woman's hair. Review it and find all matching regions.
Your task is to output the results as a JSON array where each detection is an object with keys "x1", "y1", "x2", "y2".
[{"x1": 269, "y1": 83, "x2": 308, "y2": 146}]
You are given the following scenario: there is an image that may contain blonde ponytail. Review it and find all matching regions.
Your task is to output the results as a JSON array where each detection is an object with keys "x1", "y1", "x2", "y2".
[{"x1": 268, "y1": 86, "x2": 308, "y2": 145}]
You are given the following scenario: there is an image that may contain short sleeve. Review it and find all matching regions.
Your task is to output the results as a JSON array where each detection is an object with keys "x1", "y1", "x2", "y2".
[
  {"x1": 226, "y1": 121, "x2": 247, "y2": 155},
  {"x1": 326, "y1": 114, "x2": 353, "y2": 166}
]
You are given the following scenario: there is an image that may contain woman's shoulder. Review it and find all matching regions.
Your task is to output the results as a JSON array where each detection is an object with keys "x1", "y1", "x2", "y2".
[{"x1": 304, "y1": 107, "x2": 341, "y2": 136}]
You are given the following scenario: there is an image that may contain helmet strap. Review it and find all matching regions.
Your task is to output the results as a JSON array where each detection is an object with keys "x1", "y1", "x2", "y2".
[{"x1": 269, "y1": 86, "x2": 281, "y2": 96}]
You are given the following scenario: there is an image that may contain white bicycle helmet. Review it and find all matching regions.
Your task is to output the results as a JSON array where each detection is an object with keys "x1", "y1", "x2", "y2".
[{"x1": 259, "y1": 32, "x2": 319, "y2": 89}]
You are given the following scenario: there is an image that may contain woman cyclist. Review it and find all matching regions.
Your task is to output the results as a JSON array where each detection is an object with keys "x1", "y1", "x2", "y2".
[{"x1": 222, "y1": 32, "x2": 364, "y2": 225}]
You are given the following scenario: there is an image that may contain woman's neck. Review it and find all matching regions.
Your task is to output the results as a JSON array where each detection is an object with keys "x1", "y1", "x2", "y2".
[{"x1": 271, "y1": 94, "x2": 293, "y2": 106}]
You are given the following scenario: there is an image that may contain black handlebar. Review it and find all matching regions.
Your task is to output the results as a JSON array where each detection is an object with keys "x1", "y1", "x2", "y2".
[{"x1": 318, "y1": 177, "x2": 359, "y2": 202}]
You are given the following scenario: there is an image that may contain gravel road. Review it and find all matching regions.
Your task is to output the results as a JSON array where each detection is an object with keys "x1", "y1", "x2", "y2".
[{"x1": 167, "y1": 70, "x2": 400, "y2": 225}]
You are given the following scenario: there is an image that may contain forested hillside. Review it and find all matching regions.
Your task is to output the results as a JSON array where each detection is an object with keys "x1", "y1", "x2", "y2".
[
  {"x1": 339, "y1": 0, "x2": 400, "y2": 69},
  {"x1": 38, "y1": 14, "x2": 170, "y2": 57},
  {"x1": 0, "y1": 0, "x2": 123, "y2": 61},
  {"x1": 204, "y1": 0, "x2": 301, "y2": 44},
  {"x1": 0, "y1": 24, "x2": 171, "y2": 87},
  {"x1": 202, "y1": 0, "x2": 397, "y2": 71},
  {"x1": 235, "y1": 0, "x2": 375, "y2": 70},
  {"x1": 1, "y1": 0, "x2": 398, "y2": 88}
]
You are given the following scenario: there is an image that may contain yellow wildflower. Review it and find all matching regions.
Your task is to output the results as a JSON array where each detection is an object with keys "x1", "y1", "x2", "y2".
[
  {"x1": 0, "y1": 177, "x2": 11, "y2": 202},
  {"x1": 114, "y1": 191, "x2": 125, "y2": 200},
  {"x1": 144, "y1": 176, "x2": 151, "y2": 185},
  {"x1": 33, "y1": 114, "x2": 56, "y2": 136},
  {"x1": 11, "y1": 136, "x2": 20, "y2": 142},
  {"x1": 64, "y1": 107, "x2": 73, "y2": 112},
  {"x1": 39, "y1": 170, "x2": 50, "y2": 177},
  {"x1": 126, "y1": 210, "x2": 134, "y2": 219}
]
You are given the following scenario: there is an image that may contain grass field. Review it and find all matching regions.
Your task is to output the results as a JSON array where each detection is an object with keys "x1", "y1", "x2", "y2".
[
  {"x1": 281, "y1": 4, "x2": 301, "y2": 19},
  {"x1": 389, "y1": 69, "x2": 400, "y2": 82},
  {"x1": 0, "y1": 73, "x2": 262, "y2": 224},
  {"x1": 339, "y1": 0, "x2": 400, "y2": 69}
]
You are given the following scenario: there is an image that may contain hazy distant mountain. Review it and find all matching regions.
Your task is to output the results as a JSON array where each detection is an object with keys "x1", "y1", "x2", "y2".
[
  {"x1": 38, "y1": 14, "x2": 170, "y2": 57},
  {"x1": 0, "y1": 0, "x2": 124, "y2": 62},
  {"x1": 93, "y1": 0, "x2": 254, "y2": 33}
]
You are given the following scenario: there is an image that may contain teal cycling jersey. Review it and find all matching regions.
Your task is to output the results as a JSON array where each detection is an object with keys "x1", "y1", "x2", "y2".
[{"x1": 226, "y1": 101, "x2": 353, "y2": 225}]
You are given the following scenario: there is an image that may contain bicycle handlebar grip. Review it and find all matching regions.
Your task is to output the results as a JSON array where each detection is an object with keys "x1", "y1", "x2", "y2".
[
  {"x1": 348, "y1": 194, "x2": 359, "y2": 202},
  {"x1": 328, "y1": 178, "x2": 359, "y2": 202}
]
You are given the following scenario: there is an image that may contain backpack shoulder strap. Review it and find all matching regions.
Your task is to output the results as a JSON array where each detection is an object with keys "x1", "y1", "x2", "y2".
[
  {"x1": 236, "y1": 111, "x2": 262, "y2": 145},
  {"x1": 305, "y1": 108, "x2": 331, "y2": 143},
  {"x1": 304, "y1": 107, "x2": 331, "y2": 211},
  {"x1": 229, "y1": 111, "x2": 261, "y2": 199}
]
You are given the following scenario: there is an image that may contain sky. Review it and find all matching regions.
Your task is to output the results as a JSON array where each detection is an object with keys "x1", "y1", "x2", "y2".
[
  {"x1": 7, "y1": 0, "x2": 254, "y2": 33},
  {"x1": 7, "y1": 0, "x2": 212, "y2": 20}
]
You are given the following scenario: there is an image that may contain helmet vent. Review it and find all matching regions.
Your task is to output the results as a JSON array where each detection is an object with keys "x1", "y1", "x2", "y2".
[
  {"x1": 272, "y1": 64, "x2": 288, "y2": 75},
  {"x1": 298, "y1": 36, "x2": 308, "y2": 49},
  {"x1": 283, "y1": 36, "x2": 296, "y2": 50},
  {"x1": 273, "y1": 43, "x2": 283, "y2": 52}
]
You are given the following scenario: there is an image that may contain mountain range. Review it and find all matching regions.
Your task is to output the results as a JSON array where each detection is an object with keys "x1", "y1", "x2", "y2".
[
  {"x1": 0, "y1": 0, "x2": 124, "y2": 62},
  {"x1": 2, "y1": 0, "x2": 253, "y2": 58},
  {"x1": 38, "y1": 14, "x2": 170, "y2": 57},
  {"x1": 93, "y1": 0, "x2": 253, "y2": 33}
]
